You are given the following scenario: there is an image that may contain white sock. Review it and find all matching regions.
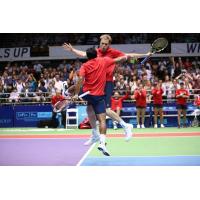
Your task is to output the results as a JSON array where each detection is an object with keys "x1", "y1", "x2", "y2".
[
  {"x1": 119, "y1": 120, "x2": 127, "y2": 128},
  {"x1": 92, "y1": 128, "x2": 99, "y2": 137},
  {"x1": 100, "y1": 134, "x2": 106, "y2": 144},
  {"x1": 113, "y1": 121, "x2": 117, "y2": 125}
]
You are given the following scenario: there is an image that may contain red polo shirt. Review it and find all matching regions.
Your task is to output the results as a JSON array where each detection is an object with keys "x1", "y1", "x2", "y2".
[
  {"x1": 79, "y1": 57, "x2": 114, "y2": 96},
  {"x1": 151, "y1": 88, "x2": 164, "y2": 105},
  {"x1": 176, "y1": 89, "x2": 189, "y2": 105},
  {"x1": 194, "y1": 96, "x2": 200, "y2": 106},
  {"x1": 97, "y1": 47, "x2": 125, "y2": 82},
  {"x1": 111, "y1": 93, "x2": 129, "y2": 111},
  {"x1": 133, "y1": 89, "x2": 147, "y2": 107}
]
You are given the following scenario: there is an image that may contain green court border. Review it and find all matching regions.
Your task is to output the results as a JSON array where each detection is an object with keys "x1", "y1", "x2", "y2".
[{"x1": 88, "y1": 136, "x2": 200, "y2": 157}]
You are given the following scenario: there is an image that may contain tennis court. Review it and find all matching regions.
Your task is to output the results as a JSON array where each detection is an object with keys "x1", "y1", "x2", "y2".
[{"x1": 0, "y1": 127, "x2": 200, "y2": 166}]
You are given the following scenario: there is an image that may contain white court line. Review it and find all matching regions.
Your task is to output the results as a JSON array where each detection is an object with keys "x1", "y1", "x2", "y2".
[{"x1": 76, "y1": 143, "x2": 96, "y2": 166}]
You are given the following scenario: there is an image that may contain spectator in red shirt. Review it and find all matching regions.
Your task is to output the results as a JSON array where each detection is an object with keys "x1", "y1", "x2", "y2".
[
  {"x1": 151, "y1": 82, "x2": 165, "y2": 128},
  {"x1": 51, "y1": 89, "x2": 66, "y2": 127},
  {"x1": 111, "y1": 90, "x2": 129, "y2": 130},
  {"x1": 175, "y1": 82, "x2": 189, "y2": 128},
  {"x1": 193, "y1": 95, "x2": 200, "y2": 124},
  {"x1": 131, "y1": 83, "x2": 147, "y2": 128},
  {"x1": 184, "y1": 58, "x2": 192, "y2": 69},
  {"x1": 194, "y1": 95, "x2": 200, "y2": 108}
]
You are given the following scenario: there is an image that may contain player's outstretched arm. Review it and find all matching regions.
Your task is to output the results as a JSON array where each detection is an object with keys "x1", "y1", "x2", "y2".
[
  {"x1": 114, "y1": 54, "x2": 141, "y2": 63},
  {"x1": 113, "y1": 55, "x2": 132, "y2": 63},
  {"x1": 126, "y1": 51, "x2": 152, "y2": 58},
  {"x1": 62, "y1": 43, "x2": 86, "y2": 57}
]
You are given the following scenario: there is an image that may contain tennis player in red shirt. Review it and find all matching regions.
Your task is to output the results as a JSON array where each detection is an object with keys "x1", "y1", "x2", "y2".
[
  {"x1": 131, "y1": 84, "x2": 147, "y2": 128},
  {"x1": 151, "y1": 82, "x2": 165, "y2": 128},
  {"x1": 175, "y1": 82, "x2": 189, "y2": 128},
  {"x1": 72, "y1": 47, "x2": 129, "y2": 156},
  {"x1": 111, "y1": 91, "x2": 129, "y2": 129},
  {"x1": 63, "y1": 34, "x2": 150, "y2": 145}
]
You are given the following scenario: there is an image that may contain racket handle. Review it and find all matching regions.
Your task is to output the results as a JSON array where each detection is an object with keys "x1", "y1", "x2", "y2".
[
  {"x1": 140, "y1": 56, "x2": 150, "y2": 65},
  {"x1": 79, "y1": 91, "x2": 90, "y2": 98}
]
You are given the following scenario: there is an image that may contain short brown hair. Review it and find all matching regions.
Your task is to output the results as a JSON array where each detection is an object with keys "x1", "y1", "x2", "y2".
[{"x1": 100, "y1": 34, "x2": 112, "y2": 43}]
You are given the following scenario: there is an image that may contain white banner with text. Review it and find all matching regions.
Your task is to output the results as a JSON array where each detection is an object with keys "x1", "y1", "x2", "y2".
[
  {"x1": 0, "y1": 47, "x2": 30, "y2": 60},
  {"x1": 171, "y1": 43, "x2": 200, "y2": 54}
]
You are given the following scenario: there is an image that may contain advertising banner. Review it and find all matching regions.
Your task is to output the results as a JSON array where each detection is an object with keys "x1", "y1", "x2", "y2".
[
  {"x1": 0, "y1": 103, "x2": 195, "y2": 128},
  {"x1": 0, "y1": 47, "x2": 30, "y2": 61},
  {"x1": 171, "y1": 43, "x2": 200, "y2": 54},
  {"x1": 0, "y1": 106, "x2": 14, "y2": 127},
  {"x1": 14, "y1": 105, "x2": 52, "y2": 127}
]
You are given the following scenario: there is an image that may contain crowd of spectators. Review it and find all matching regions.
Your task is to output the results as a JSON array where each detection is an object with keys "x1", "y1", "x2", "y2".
[
  {"x1": 114, "y1": 56, "x2": 200, "y2": 99},
  {"x1": 0, "y1": 56, "x2": 200, "y2": 104},
  {"x1": 0, "y1": 33, "x2": 200, "y2": 48}
]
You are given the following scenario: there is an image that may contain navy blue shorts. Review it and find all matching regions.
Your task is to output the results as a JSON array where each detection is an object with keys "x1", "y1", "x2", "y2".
[
  {"x1": 136, "y1": 106, "x2": 146, "y2": 109},
  {"x1": 153, "y1": 104, "x2": 163, "y2": 109},
  {"x1": 177, "y1": 104, "x2": 187, "y2": 110},
  {"x1": 80, "y1": 92, "x2": 106, "y2": 114},
  {"x1": 104, "y1": 81, "x2": 114, "y2": 108}
]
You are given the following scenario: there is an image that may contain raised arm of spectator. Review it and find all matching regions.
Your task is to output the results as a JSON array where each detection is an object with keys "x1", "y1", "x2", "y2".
[
  {"x1": 175, "y1": 74, "x2": 182, "y2": 80},
  {"x1": 178, "y1": 57, "x2": 183, "y2": 67},
  {"x1": 185, "y1": 73, "x2": 193, "y2": 81},
  {"x1": 121, "y1": 90, "x2": 130, "y2": 101},
  {"x1": 62, "y1": 43, "x2": 86, "y2": 57},
  {"x1": 30, "y1": 74, "x2": 37, "y2": 82},
  {"x1": 170, "y1": 56, "x2": 175, "y2": 67},
  {"x1": 69, "y1": 69, "x2": 75, "y2": 81}
]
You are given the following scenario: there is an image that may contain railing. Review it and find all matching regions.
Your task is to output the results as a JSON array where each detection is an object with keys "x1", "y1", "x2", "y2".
[{"x1": 0, "y1": 89, "x2": 200, "y2": 105}]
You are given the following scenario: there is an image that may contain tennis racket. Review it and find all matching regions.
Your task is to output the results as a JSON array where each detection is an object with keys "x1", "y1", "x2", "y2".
[
  {"x1": 141, "y1": 37, "x2": 168, "y2": 65},
  {"x1": 53, "y1": 91, "x2": 90, "y2": 113}
]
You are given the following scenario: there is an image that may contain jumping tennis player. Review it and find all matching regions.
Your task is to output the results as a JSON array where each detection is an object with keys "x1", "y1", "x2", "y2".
[
  {"x1": 63, "y1": 34, "x2": 151, "y2": 145},
  {"x1": 72, "y1": 47, "x2": 131, "y2": 156}
]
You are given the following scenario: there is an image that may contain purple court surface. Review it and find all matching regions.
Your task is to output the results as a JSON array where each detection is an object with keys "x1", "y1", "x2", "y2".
[{"x1": 0, "y1": 139, "x2": 89, "y2": 166}]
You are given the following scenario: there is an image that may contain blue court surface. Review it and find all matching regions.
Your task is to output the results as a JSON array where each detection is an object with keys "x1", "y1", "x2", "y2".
[{"x1": 81, "y1": 155, "x2": 200, "y2": 166}]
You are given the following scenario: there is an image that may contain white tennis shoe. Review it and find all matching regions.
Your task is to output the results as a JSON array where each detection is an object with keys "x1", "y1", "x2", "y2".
[
  {"x1": 141, "y1": 124, "x2": 145, "y2": 128},
  {"x1": 124, "y1": 123, "x2": 133, "y2": 141},
  {"x1": 160, "y1": 124, "x2": 165, "y2": 128},
  {"x1": 84, "y1": 135, "x2": 100, "y2": 146},
  {"x1": 97, "y1": 143, "x2": 110, "y2": 156}
]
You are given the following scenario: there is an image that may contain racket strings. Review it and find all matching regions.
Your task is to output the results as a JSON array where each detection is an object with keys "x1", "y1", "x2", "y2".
[{"x1": 152, "y1": 38, "x2": 168, "y2": 52}]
